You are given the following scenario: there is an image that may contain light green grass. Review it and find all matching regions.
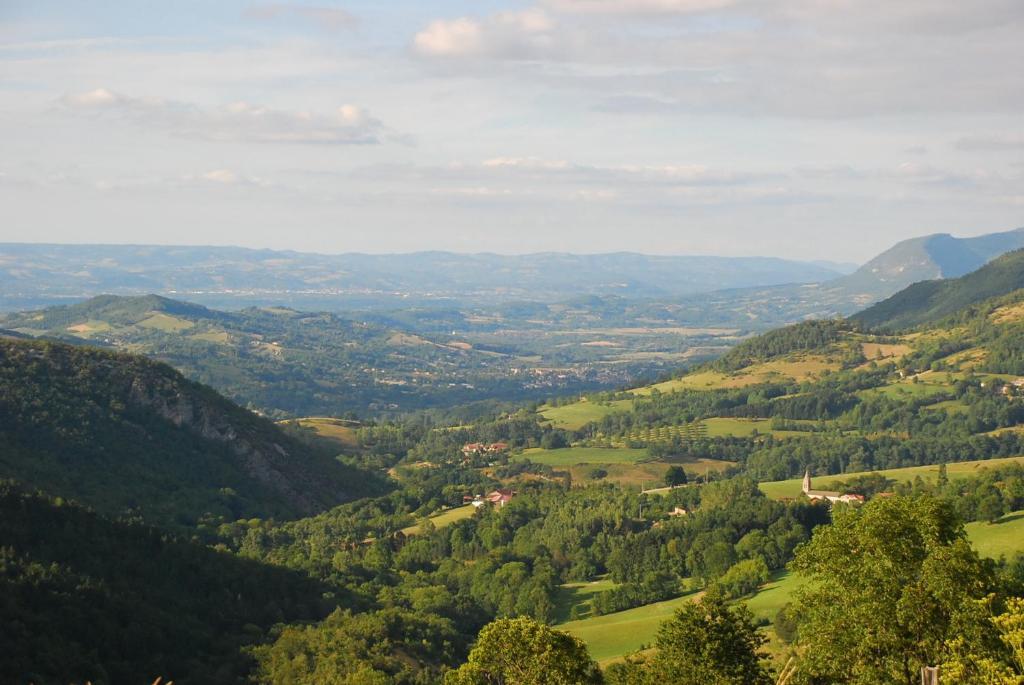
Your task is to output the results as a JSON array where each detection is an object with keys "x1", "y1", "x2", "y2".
[
  {"x1": 859, "y1": 381, "x2": 952, "y2": 400},
  {"x1": 966, "y1": 511, "x2": 1024, "y2": 559},
  {"x1": 400, "y1": 504, "x2": 477, "y2": 536},
  {"x1": 742, "y1": 571, "x2": 807, "y2": 622},
  {"x1": 559, "y1": 592, "x2": 699, "y2": 662},
  {"x1": 759, "y1": 455, "x2": 1024, "y2": 500},
  {"x1": 540, "y1": 399, "x2": 633, "y2": 431},
  {"x1": 553, "y1": 577, "x2": 618, "y2": 622},
  {"x1": 520, "y1": 447, "x2": 649, "y2": 466}
]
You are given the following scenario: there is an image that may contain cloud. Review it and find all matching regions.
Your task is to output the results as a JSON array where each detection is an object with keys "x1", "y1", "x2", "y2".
[
  {"x1": 413, "y1": 10, "x2": 558, "y2": 58},
  {"x1": 956, "y1": 134, "x2": 1024, "y2": 152},
  {"x1": 245, "y1": 4, "x2": 359, "y2": 31},
  {"x1": 60, "y1": 88, "x2": 391, "y2": 144},
  {"x1": 410, "y1": 1, "x2": 1024, "y2": 118}
]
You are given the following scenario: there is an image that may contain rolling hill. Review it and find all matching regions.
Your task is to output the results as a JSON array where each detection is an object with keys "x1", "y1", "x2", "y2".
[
  {"x1": 1, "y1": 294, "x2": 646, "y2": 417},
  {"x1": 851, "y1": 248, "x2": 1024, "y2": 330},
  {"x1": 0, "y1": 337, "x2": 383, "y2": 526}
]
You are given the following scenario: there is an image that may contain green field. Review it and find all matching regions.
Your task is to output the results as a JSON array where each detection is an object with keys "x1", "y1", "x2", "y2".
[
  {"x1": 540, "y1": 400, "x2": 633, "y2": 431},
  {"x1": 742, "y1": 571, "x2": 806, "y2": 623},
  {"x1": 966, "y1": 511, "x2": 1024, "y2": 559},
  {"x1": 558, "y1": 507, "x2": 1024, "y2": 666},
  {"x1": 759, "y1": 455, "x2": 1024, "y2": 500},
  {"x1": 520, "y1": 447, "x2": 649, "y2": 466},
  {"x1": 560, "y1": 591, "x2": 700, "y2": 663},
  {"x1": 400, "y1": 504, "x2": 478, "y2": 536},
  {"x1": 553, "y1": 577, "x2": 618, "y2": 622}
]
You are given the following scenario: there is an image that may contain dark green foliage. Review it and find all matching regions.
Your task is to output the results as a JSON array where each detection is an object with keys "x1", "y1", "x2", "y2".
[
  {"x1": 0, "y1": 338, "x2": 381, "y2": 527},
  {"x1": 252, "y1": 607, "x2": 463, "y2": 685},
  {"x1": 444, "y1": 617, "x2": 602, "y2": 685},
  {"x1": 664, "y1": 465, "x2": 688, "y2": 487},
  {"x1": 0, "y1": 481, "x2": 334, "y2": 685},
  {"x1": 605, "y1": 596, "x2": 771, "y2": 685},
  {"x1": 791, "y1": 496, "x2": 997, "y2": 684},
  {"x1": 712, "y1": 320, "x2": 849, "y2": 372}
]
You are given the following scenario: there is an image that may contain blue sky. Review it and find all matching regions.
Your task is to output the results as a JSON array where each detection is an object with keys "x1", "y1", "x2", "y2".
[{"x1": 1, "y1": 0, "x2": 1021, "y2": 261}]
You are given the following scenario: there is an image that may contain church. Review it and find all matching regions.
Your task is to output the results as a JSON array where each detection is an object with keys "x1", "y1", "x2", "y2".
[{"x1": 802, "y1": 469, "x2": 864, "y2": 505}]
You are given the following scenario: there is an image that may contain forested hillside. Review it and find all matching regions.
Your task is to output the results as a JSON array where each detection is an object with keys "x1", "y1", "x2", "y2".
[
  {"x1": 0, "y1": 338, "x2": 382, "y2": 526},
  {"x1": 852, "y1": 248, "x2": 1024, "y2": 330},
  {"x1": 0, "y1": 295, "x2": 688, "y2": 417}
]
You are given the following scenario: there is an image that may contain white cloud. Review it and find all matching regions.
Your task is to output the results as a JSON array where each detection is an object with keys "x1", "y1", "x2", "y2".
[
  {"x1": 60, "y1": 89, "x2": 391, "y2": 144},
  {"x1": 413, "y1": 10, "x2": 557, "y2": 58}
]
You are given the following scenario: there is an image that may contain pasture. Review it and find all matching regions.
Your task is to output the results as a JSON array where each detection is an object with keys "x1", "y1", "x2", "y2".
[
  {"x1": 287, "y1": 417, "x2": 360, "y2": 448},
  {"x1": 560, "y1": 591, "x2": 700, "y2": 663},
  {"x1": 540, "y1": 399, "x2": 633, "y2": 431},
  {"x1": 966, "y1": 511, "x2": 1024, "y2": 559},
  {"x1": 759, "y1": 455, "x2": 1024, "y2": 500},
  {"x1": 400, "y1": 504, "x2": 478, "y2": 536},
  {"x1": 520, "y1": 447, "x2": 649, "y2": 466}
]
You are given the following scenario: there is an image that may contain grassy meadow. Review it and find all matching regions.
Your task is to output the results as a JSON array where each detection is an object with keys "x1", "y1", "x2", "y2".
[
  {"x1": 540, "y1": 399, "x2": 633, "y2": 431},
  {"x1": 520, "y1": 447, "x2": 649, "y2": 466},
  {"x1": 400, "y1": 504, "x2": 478, "y2": 536},
  {"x1": 966, "y1": 510, "x2": 1024, "y2": 559},
  {"x1": 759, "y1": 455, "x2": 1024, "y2": 500},
  {"x1": 559, "y1": 591, "x2": 701, "y2": 663}
]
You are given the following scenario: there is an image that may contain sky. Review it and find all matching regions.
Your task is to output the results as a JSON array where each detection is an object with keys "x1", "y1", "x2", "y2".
[{"x1": 0, "y1": 0, "x2": 1021, "y2": 262}]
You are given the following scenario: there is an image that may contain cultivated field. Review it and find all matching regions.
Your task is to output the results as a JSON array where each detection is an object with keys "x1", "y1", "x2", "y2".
[
  {"x1": 520, "y1": 447, "x2": 649, "y2": 466},
  {"x1": 540, "y1": 399, "x2": 634, "y2": 431},
  {"x1": 759, "y1": 455, "x2": 1024, "y2": 500}
]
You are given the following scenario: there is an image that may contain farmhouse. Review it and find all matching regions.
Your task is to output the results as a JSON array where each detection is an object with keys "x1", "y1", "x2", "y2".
[
  {"x1": 468, "y1": 488, "x2": 517, "y2": 508},
  {"x1": 802, "y1": 469, "x2": 863, "y2": 505},
  {"x1": 461, "y1": 442, "x2": 511, "y2": 457}
]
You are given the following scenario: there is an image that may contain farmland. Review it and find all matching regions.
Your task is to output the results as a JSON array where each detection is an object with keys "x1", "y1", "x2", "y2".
[
  {"x1": 966, "y1": 510, "x2": 1024, "y2": 559},
  {"x1": 758, "y1": 455, "x2": 1024, "y2": 500},
  {"x1": 540, "y1": 399, "x2": 634, "y2": 431},
  {"x1": 399, "y1": 503, "x2": 478, "y2": 536},
  {"x1": 520, "y1": 447, "x2": 649, "y2": 466},
  {"x1": 560, "y1": 591, "x2": 701, "y2": 663}
]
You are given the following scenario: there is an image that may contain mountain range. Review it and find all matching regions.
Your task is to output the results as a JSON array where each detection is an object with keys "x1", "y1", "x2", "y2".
[{"x1": 0, "y1": 244, "x2": 849, "y2": 311}]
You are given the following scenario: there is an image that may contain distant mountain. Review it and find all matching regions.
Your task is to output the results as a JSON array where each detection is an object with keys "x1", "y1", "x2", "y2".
[
  {"x1": 667, "y1": 227, "x2": 1024, "y2": 327},
  {"x1": 851, "y1": 249, "x2": 1024, "y2": 330},
  {"x1": 0, "y1": 337, "x2": 382, "y2": 526},
  {"x1": 829, "y1": 227, "x2": 1024, "y2": 303},
  {"x1": 0, "y1": 244, "x2": 846, "y2": 311}
]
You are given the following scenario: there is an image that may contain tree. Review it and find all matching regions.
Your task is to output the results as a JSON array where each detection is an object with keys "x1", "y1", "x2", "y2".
[
  {"x1": 664, "y1": 465, "x2": 688, "y2": 488},
  {"x1": 605, "y1": 596, "x2": 771, "y2": 685},
  {"x1": 979, "y1": 494, "x2": 1006, "y2": 524},
  {"x1": 790, "y1": 496, "x2": 996, "y2": 685},
  {"x1": 444, "y1": 617, "x2": 602, "y2": 685},
  {"x1": 941, "y1": 596, "x2": 1024, "y2": 684}
]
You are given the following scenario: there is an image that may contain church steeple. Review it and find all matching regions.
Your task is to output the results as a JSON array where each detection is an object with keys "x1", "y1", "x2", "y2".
[{"x1": 802, "y1": 468, "x2": 812, "y2": 494}]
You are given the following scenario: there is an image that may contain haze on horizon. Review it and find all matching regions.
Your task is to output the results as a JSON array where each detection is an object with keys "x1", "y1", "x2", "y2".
[{"x1": 1, "y1": 0, "x2": 1021, "y2": 262}]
